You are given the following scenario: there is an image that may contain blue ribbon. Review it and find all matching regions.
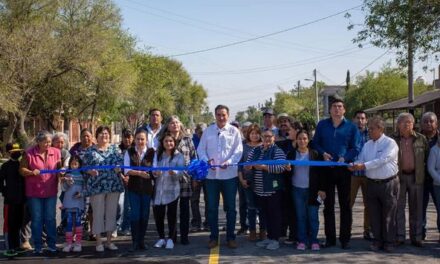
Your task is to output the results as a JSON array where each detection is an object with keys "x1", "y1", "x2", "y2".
[{"x1": 40, "y1": 159, "x2": 348, "y2": 181}]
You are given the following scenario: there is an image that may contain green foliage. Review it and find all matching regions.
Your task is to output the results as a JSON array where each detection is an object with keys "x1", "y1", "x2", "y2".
[
  {"x1": 344, "y1": 65, "x2": 433, "y2": 117},
  {"x1": 351, "y1": 0, "x2": 440, "y2": 66},
  {"x1": 235, "y1": 106, "x2": 263, "y2": 125}
]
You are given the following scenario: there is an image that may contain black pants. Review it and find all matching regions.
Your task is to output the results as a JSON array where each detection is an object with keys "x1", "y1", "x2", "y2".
[
  {"x1": 7, "y1": 203, "x2": 25, "y2": 250},
  {"x1": 281, "y1": 187, "x2": 296, "y2": 240},
  {"x1": 366, "y1": 177, "x2": 399, "y2": 246},
  {"x1": 423, "y1": 176, "x2": 439, "y2": 235},
  {"x1": 179, "y1": 196, "x2": 190, "y2": 241},
  {"x1": 238, "y1": 184, "x2": 248, "y2": 229},
  {"x1": 153, "y1": 199, "x2": 178, "y2": 240},
  {"x1": 190, "y1": 180, "x2": 208, "y2": 228},
  {"x1": 323, "y1": 167, "x2": 352, "y2": 244},
  {"x1": 256, "y1": 191, "x2": 282, "y2": 240}
]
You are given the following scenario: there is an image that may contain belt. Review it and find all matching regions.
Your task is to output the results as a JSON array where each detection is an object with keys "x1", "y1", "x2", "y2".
[
  {"x1": 402, "y1": 170, "x2": 415, "y2": 174},
  {"x1": 367, "y1": 175, "x2": 397, "y2": 184}
]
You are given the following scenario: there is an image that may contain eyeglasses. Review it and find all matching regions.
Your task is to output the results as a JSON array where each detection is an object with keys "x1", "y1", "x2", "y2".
[{"x1": 263, "y1": 135, "x2": 274, "y2": 138}]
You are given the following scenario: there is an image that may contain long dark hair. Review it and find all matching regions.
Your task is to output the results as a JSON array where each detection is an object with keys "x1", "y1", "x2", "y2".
[
  {"x1": 68, "y1": 155, "x2": 83, "y2": 169},
  {"x1": 157, "y1": 132, "x2": 177, "y2": 162}
]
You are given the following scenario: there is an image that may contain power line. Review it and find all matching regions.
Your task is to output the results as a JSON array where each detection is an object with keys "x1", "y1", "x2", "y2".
[
  {"x1": 350, "y1": 50, "x2": 390, "y2": 80},
  {"x1": 169, "y1": 4, "x2": 362, "y2": 57}
]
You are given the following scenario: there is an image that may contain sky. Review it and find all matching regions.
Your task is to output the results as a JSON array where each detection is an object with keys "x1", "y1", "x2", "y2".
[{"x1": 113, "y1": 0, "x2": 439, "y2": 119}]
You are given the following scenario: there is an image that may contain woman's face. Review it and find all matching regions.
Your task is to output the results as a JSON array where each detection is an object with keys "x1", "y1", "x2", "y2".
[
  {"x1": 135, "y1": 133, "x2": 147, "y2": 149},
  {"x1": 262, "y1": 131, "x2": 275, "y2": 148},
  {"x1": 38, "y1": 137, "x2": 52, "y2": 152},
  {"x1": 168, "y1": 119, "x2": 180, "y2": 133},
  {"x1": 81, "y1": 131, "x2": 93, "y2": 147},
  {"x1": 122, "y1": 135, "x2": 133, "y2": 147},
  {"x1": 96, "y1": 129, "x2": 110, "y2": 145},
  {"x1": 249, "y1": 130, "x2": 261, "y2": 143},
  {"x1": 52, "y1": 137, "x2": 65, "y2": 150},
  {"x1": 296, "y1": 132, "x2": 309, "y2": 149},
  {"x1": 287, "y1": 127, "x2": 297, "y2": 141},
  {"x1": 162, "y1": 136, "x2": 175, "y2": 151}
]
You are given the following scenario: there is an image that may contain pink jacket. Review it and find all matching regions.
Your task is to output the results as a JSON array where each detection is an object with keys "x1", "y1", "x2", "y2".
[{"x1": 24, "y1": 146, "x2": 61, "y2": 198}]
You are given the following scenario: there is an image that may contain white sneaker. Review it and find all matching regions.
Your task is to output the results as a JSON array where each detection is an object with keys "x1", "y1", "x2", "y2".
[
  {"x1": 154, "y1": 239, "x2": 166, "y2": 248},
  {"x1": 266, "y1": 240, "x2": 280, "y2": 250},
  {"x1": 256, "y1": 239, "x2": 272, "y2": 248},
  {"x1": 165, "y1": 239, "x2": 174, "y2": 249},
  {"x1": 96, "y1": 244, "x2": 104, "y2": 252},
  {"x1": 105, "y1": 242, "x2": 118, "y2": 251},
  {"x1": 111, "y1": 230, "x2": 118, "y2": 238},
  {"x1": 62, "y1": 244, "x2": 72, "y2": 252},
  {"x1": 72, "y1": 244, "x2": 82, "y2": 252}
]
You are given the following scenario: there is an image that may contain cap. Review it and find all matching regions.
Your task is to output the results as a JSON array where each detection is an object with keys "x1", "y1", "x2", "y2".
[
  {"x1": 263, "y1": 108, "x2": 274, "y2": 116},
  {"x1": 231, "y1": 121, "x2": 240, "y2": 128},
  {"x1": 242, "y1": 121, "x2": 252, "y2": 127}
]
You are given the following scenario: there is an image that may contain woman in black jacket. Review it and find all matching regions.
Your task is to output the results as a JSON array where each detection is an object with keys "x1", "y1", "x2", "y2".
[{"x1": 287, "y1": 129, "x2": 326, "y2": 251}]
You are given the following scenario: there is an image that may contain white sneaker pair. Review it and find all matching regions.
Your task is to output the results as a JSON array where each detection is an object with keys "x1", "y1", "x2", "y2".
[{"x1": 154, "y1": 238, "x2": 174, "y2": 249}]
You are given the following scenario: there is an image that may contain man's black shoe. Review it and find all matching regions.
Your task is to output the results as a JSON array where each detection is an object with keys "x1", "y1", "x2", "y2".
[
  {"x1": 320, "y1": 241, "x2": 336, "y2": 248},
  {"x1": 341, "y1": 242, "x2": 351, "y2": 249},
  {"x1": 411, "y1": 240, "x2": 423, "y2": 248}
]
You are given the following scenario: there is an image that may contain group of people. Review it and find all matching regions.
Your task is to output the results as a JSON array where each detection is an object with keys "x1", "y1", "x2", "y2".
[{"x1": 0, "y1": 100, "x2": 439, "y2": 257}]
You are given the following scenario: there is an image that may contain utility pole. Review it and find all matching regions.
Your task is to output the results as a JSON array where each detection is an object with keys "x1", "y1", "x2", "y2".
[
  {"x1": 314, "y1": 69, "x2": 319, "y2": 122},
  {"x1": 297, "y1": 80, "x2": 301, "y2": 97}
]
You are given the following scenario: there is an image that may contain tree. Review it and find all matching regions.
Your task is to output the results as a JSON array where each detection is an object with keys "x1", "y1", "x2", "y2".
[
  {"x1": 344, "y1": 65, "x2": 432, "y2": 117},
  {"x1": 349, "y1": 0, "x2": 440, "y2": 104}
]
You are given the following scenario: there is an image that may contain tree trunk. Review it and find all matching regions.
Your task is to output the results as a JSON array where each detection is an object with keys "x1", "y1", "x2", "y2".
[
  {"x1": 17, "y1": 111, "x2": 30, "y2": 146},
  {"x1": 3, "y1": 112, "x2": 17, "y2": 144}
]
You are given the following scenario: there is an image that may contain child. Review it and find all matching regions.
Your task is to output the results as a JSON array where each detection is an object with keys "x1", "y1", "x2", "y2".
[
  {"x1": 0, "y1": 143, "x2": 26, "y2": 257},
  {"x1": 62, "y1": 155, "x2": 85, "y2": 252},
  {"x1": 152, "y1": 132, "x2": 185, "y2": 250}
]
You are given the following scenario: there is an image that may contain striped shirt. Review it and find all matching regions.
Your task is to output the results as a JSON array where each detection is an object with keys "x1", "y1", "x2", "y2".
[{"x1": 247, "y1": 144, "x2": 286, "y2": 196}]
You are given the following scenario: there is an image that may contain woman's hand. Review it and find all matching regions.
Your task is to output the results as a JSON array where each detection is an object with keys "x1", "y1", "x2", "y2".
[
  {"x1": 31, "y1": 169, "x2": 40, "y2": 176},
  {"x1": 318, "y1": 191, "x2": 326, "y2": 200},
  {"x1": 138, "y1": 170, "x2": 150, "y2": 179},
  {"x1": 244, "y1": 165, "x2": 253, "y2": 171},
  {"x1": 240, "y1": 178, "x2": 249, "y2": 188},
  {"x1": 253, "y1": 164, "x2": 268, "y2": 171},
  {"x1": 121, "y1": 174, "x2": 129, "y2": 185},
  {"x1": 88, "y1": 169, "x2": 99, "y2": 177},
  {"x1": 168, "y1": 170, "x2": 176, "y2": 176},
  {"x1": 153, "y1": 171, "x2": 162, "y2": 178},
  {"x1": 284, "y1": 164, "x2": 292, "y2": 171}
]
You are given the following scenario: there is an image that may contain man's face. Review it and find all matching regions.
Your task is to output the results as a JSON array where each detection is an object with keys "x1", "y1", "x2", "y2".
[
  {"x1": 368, "y1": 124, "x2": 383, "y2": 141},
  {"x1": 149, "y1": 110, "x2": 162, "y2": 125},
  {"x1": 354, "y1": 113, "x2": 368, "y2": 130},
  {"x1": 398, "y1": 117, "x2": 414, "y2": 135},
  {"x1": 122, "y1": 135, "x2": 133, "y2": 147},
  {"x1": 263, "y1": 114, "x2": 275, "y2": 127},
  {"x1": 330, "y1": 102, "x2": 345, "y2": 119},
  {"x1": 422, "y1": 116, "x2": 438, "y2": 134},
  {"x1": 215, "y1": 108, "x2": 229, "y2": 128},
  {"x1": 278, "y1": 117, "x2": 291, "y2": 132}
]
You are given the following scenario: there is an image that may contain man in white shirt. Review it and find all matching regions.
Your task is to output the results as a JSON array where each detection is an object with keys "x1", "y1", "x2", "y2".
[
  {"x1": 350, "y1": 116, "x2": 399, "y2": 252},
  {"x1": 142, "y1": 109, "x2": 162, "y2": 149},
  {"x1": 197, "y1": 105, "x2": 243, "y2": 249}
]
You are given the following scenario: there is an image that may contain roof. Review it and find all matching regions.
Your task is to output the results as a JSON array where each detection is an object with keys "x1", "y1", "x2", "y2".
[
  {"x1": 319, "y1": 85, "x2": 346, "y2": 96},
  {"x1": 365, "y1": 89, "x2": 440, "y2": 113}
]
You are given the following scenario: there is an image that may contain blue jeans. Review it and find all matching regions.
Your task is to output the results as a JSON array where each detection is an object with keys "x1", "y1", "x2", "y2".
[
  {"x1": 433, "y1": 185, "x2": 440, "y2": 232},
  {"x1": 292, "y1": 186, "x2": 319, "y2": 244},
  {"x1": 127, "y1": 191, "x2": 151, "y2": 222},
  {"x1": 243, "y1": 187, "x2": 265, "y2": 231},
  {"x1": 28, "y1": 196, "x2": 57, "y2": 250},
  {"x1": 205, "y1": 177, "x2": 238, "y2": 241}
]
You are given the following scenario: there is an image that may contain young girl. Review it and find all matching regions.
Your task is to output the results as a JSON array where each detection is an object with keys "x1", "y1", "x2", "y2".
[
  {"x1": 62, "y1": 155, "x2": 85, "y2": 252},
  {"x1": 287, "y1": 130, "x2": 326, "y2": 251},
  {"x1": 152, "y1": 132, "x2": 185, "y2": 250}
]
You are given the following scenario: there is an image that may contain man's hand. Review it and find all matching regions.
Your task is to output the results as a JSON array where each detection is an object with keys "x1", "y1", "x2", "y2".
[
  {"x1": 323, "y1": 152, "x2": 333, "y2": 161},
  {"x1": 208, "y1": 159, "x2": 216, "y2": 170},
  {"x1": 350, "y1": 163, "x2": 366, "y2": 171},
  {"x1": 219, "y1": 161, "x2": 228, "y2": 170}
]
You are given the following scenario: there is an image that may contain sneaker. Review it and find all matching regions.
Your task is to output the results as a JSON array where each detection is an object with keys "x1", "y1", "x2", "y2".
[
  {"x1": 165, "y1": 239, "x2": 174, "y2": 249},
  {"x1": 33, "y1": 249, "x2": 43, "y2": 255},
  {"x1": 311, "y1": 243, "x2": 320, "y2": 251},
  {"x1": 256, "y1": 239, "x2": 272, "y2": 248},
  {"x1": 297, "y1": 242, "x2": 306, "y2": 251},
  {"x1": 105, "y1": 242, "x2": 118, "y2": 251},
  {"x1": 266, "y1": 240, "x2": 280, "y2": 250},
  {"x1": 72, "y1": 244, "x2": 82, "y2": 252},
  {"x1": 154, "y1": 239, "x2": 166, "y2": 248},
  {"x1": 111, "y1": 230, "x2": 118, "y2": 238},
  {"x1": 62, "y1": 244, "x2": 72, "y2": 252},
  {"x1": 284, "y1": 238, "x2": 295, "y2": 245},
  {"x1": 4, "y1": 249, "x2": 18, "y2": 257},
  {"x1": 96, "y1": 244, "x2": 104, "y2": 252},
  {"x1": 47, "y1": 246, "x2": 58, "y2": 253}
]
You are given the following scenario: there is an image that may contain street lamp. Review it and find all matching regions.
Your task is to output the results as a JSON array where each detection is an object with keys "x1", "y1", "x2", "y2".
[{"x1": 304, "y1": 69, "x2": 319, "y2": 123}]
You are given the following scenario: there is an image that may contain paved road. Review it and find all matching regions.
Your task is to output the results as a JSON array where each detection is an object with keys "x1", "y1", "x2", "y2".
[{"x1": 0, "y1": 192, "x2": 439, "y2": 263}]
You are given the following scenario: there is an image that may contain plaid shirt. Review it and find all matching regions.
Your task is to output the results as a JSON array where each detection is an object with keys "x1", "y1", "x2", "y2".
[
  {"x1": 353, "y1": 128, "x2": 369, "y2": 177},
  {"x1": 177, "y1": 136, "x2": 197, "y2": 197}
]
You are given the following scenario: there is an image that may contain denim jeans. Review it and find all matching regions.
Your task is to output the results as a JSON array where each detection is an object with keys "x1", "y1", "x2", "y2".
[
  {"x1": 205, "y1": 177, "x2": 238, "y2": 241},
  {"x1": 243, "y1": 187, "x2": 265, "y2": 231},
  {"x1": 127, "y1": 191, "x2": 151, "y2": 222},
  {"x1": 117, "y1": 188, "x2": 131, "y2": 231},
  {"x1": 433, "y1": 185, "x2": 440, "y2": 232},
  {"x1": 27, "y1": 196, "x2": 57, "y2": 251},
  {"x1": 292, "y1": 186, "x2": 319, "y2": 244}
]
